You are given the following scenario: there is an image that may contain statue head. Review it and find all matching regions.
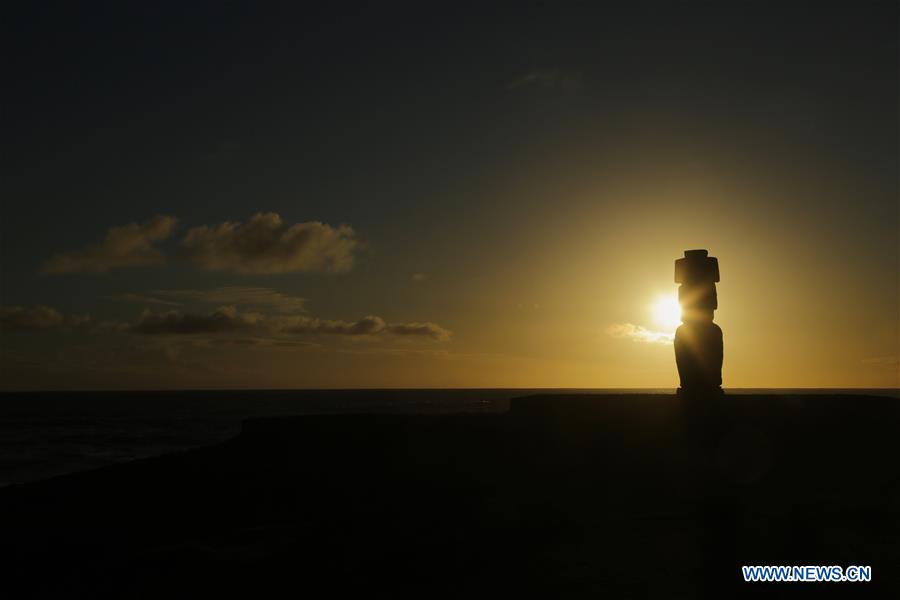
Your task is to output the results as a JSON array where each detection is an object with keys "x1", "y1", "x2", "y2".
[{"x1": 675, "y1": 249, "x2": 719, "y2": 323}]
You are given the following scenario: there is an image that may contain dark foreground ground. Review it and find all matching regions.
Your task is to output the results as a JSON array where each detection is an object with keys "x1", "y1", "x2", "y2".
[{"x1": 1, "y1": 393, "x2": 897, "y2": 598}]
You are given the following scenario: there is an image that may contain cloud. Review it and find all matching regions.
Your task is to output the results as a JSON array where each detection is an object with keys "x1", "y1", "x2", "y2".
[
  {"x1": 507, "y1": 68, "x2": 583, "y2": 91},
  {"x1": 93, "y1": 320, "x2": 133, "y2": 334},
  {"x1": 411, "y1": 272, "x2": 427, "y2": 282},
  {"x1": 201, "y1": 337, "x2": 317, "y2": 348},
  {"x1": 179, "y1": 213, "x2": 357, "y2": 274},
  {"x1": 387, "y1": 322, "x2": 452, "y2": 341},
  {"x1": 0, "y1": 305, "x2": 90, "y2": 332},
  {"x1": 606, "y1": 323, "x2": 674, "y2": 345},
  {"x1": 109, "y1": 293, "x2": 182, "y2": 306},
  {"x1": 42, "y1": 213, "x2": 358, "y2": 277},
  {"x1": 130, "y1": 306, "x2": 261, "y2": 335},
  {"x1": 128, "y1": 310, "x2": 453, "y2": 342},
  {"x1": 0, "y1": 305, "x2": 64, "y2": 331},
  {"x1": 152, "y1": 287, "x2": 307, "y2": 312},
  {"x1": 276, "y1": 314, "x2": 387, "y2": 336},
  {"x1": 274, "y1": 315, "x2": 452, "y2": 341},
  {"x1": 43, "y1": 216, "x2": 178, "y2": 273},
  {"x1": 4, "y1": 299, "x2": 451, "y2": 345}
]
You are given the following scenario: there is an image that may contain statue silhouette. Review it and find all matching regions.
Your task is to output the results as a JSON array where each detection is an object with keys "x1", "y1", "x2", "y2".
[{"x1": 674, "y1": 249, "x2": 723, "y2": 393}]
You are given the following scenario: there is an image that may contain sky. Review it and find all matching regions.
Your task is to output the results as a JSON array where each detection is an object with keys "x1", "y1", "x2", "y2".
[{"x1": 2, "y1": 1, "x2": 897, "y2": 390}]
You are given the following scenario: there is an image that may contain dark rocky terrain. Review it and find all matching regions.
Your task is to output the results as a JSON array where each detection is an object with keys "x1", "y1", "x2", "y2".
[{"x1": 1, "y1": 393, "x2": 897, "y2": 598}]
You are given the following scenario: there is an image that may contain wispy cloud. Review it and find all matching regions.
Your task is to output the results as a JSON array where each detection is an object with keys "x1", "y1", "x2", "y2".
[
  {"x1": 195, "y1": 337, "x2": 318, "y2": 348},
  {"x1": 606, "y1": 323, "x2": 674, "y2": 345},
  {"x1": 0, "y1": 305, "x2": 90, "y2": 332},
  {"x1": 95, "y1": 307, "x2": 452, "y2": 343},
  {"x1": 273, "y1": 315, "x2": 452, "y2": 341},
  {"x1": 151, "y1": 287, "x2": 307, "y2": 312},
  {"x1": 109, "y1": 293, "x2": 182, "y2": 307},
  {"x1": 43, "y1": 216, "x2": 178, "y2": 274}
]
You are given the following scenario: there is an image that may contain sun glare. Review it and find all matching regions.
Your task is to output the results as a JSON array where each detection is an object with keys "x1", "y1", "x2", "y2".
[{"x1": 651, "y1": 294, "x2": 682, "y2": 331}]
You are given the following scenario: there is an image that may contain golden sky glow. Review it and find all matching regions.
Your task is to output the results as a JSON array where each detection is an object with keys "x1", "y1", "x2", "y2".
[{"x1": 1, "y1": 4, "x2": 897, "y2": 390}]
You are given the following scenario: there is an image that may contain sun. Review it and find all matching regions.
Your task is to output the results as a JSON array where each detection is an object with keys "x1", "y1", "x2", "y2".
[{"x1": 651, "y1": 294, "x2": 682, "y2": 331}]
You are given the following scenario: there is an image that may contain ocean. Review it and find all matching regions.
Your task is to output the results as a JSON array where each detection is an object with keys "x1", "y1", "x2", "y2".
[{"x1": 0, "y1": 388, "x2": 896, "y2": 486}]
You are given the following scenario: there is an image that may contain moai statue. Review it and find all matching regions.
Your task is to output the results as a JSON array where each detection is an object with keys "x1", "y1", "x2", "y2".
[{"x1": 674, "y1": 249, "x2": 723, "y2": 394}]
